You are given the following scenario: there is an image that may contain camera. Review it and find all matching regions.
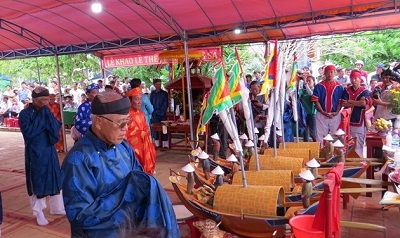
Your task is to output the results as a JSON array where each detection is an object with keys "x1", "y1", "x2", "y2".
[{"x1": 372, "y1": 86, "x2": 381, "y2": 99}]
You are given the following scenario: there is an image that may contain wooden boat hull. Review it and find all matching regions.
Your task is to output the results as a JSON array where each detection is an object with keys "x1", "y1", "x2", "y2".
[
  {"x1": 169, "y1": 177, "x2": 289, "y2": 237},
  {"x1": 208, "y1": 156, "x2": 232, "y2": 174},
  {"x1": 193, "y1": 167, "x2": 216, "y2": 190}
]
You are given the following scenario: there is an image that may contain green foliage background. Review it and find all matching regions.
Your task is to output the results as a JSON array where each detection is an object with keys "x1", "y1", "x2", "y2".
[{"x1": 319, "y1": 29, "x2": 400, "y2": 72}]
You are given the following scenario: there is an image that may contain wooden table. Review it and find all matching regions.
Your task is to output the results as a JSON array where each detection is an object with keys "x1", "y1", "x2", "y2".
[
  {"x1": 365, "y1": 132, "x2": 386, "y2": 197},
  {"x1": 151, "y1": 122, "x2": 206, "y2": 151}
]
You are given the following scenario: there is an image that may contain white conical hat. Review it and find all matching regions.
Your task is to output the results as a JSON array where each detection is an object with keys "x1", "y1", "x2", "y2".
[
  {"x1": 211, "y1": 166, "x2": 224, "y2": 175},
  {"x1": 258, "y1": 135, "x2": 265, "y2": 141},
  {"x1": 245, "y1": 140, "x2": 254, "y2": 147},
  {"x1": 299, "y1": 170, "x2": 315, "y2": 181},
  {"x1": 254, "y1": 128, "x2": 259, "y2": 134},
  {"x1": 332, "y1": 140, "x2": 344, "y2": 147},
  {"x1": 239, "y1": 133, "x2": 248, "y2": 140},
  {"x1": 181, "y1": 163, "x2": 195, "y2": 172},
  {"x1": 306, "y1": 158, "x2": 321, "y2": 168},
  {"x1": 211, "y1": 133, "x2": 220, "y2": 140},
  {"x1": 334, "y1": 129, "x2": 345, "y2": 136},
  {"x1": 226, "y1": 154, "x2": 238, "y2": 162},
  {"x1": 323, "y1": 134, "x2": 334, "y2": 141},
  {"x1": 197, "y1": 151, "x2": 209, "y2": 159}
]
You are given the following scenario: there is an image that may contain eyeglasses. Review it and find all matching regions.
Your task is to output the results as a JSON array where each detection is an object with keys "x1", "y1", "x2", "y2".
[{"x1": 98, "y1": 115, "x2": 132, "y2": 129}]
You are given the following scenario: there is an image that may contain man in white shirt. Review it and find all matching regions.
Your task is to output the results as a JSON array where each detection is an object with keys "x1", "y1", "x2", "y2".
[{"x1": 70, "y1": 82, "x2": 84, "y2": 106}]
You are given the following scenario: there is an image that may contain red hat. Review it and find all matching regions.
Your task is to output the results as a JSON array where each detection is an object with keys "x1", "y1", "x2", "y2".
[
  {"x1": 125, "y1": 87, "x2": 142, "y2": 97},
  {"x1": 350, "y1": 70, "x2": 363, "y2": 83},
  {"x1": 324, "y1": 65, "x2": 336, "y2": 73}
]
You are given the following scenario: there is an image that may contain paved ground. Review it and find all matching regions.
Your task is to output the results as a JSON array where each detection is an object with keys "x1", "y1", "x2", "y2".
[
  {"x1": 0, "y1": 129, "x2": 188, "y2": 237},
  {"x1": 0, "y1": 129, "x2": 399, "y2": 237}
]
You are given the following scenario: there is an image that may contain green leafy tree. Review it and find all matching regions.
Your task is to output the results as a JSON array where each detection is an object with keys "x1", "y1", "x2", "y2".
[{"x1": 319, "y1": 29, "x2": 400, "y2": 72}]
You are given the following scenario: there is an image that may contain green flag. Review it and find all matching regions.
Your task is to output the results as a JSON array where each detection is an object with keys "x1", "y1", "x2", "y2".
[
  {"x1": 228, "y1": 60, "x2": 242, "y2": 105},
  {"x1": 201, "y1": 65, "x2": 233, "y2": 125}
]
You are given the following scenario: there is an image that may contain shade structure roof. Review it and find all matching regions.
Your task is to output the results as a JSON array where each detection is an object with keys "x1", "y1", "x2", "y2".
[{"x1": 0, "y1": 0, "x2": 399, "y2": 59}]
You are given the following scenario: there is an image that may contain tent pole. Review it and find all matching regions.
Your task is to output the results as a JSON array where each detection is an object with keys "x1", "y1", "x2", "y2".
[
  {"x1": 183, "y1": 31, "x2": 195, "y2": 143},
  {"x1": 55, "y1": 54, "x2": 68, "y2": 152}
]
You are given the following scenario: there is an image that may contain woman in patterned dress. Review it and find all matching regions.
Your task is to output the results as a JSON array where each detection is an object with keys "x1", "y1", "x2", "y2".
[{"x1": 125, "y1": 87, "x2": 156, "y2": 174}]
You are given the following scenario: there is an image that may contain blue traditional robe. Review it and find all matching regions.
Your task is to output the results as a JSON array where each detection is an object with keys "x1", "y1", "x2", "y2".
[
  {"x1": 141, "y1": 94, "x2": 154, "y2": 126},
  {"x1": 61, "y1": 129, "x2": 179, "y2": 238},
  {"x1": 19, "y1": 104, "x2": 62, "y2": 197},
  {"x1": 74, "y1": 99, "x2": 92, "y2": 136}
]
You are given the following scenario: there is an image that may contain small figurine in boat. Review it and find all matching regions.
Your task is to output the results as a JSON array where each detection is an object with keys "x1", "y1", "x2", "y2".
[
  {"x1": 225, "y1": 154, "x2": 239, "y2": 182},
  {"x1": 198, "y1": 151, "x2": 211, "y2": 180},
  {"x1": 245, "y1": 140, "x2": 255, "y2": 158},
  {"x1": 212, "y1": 166, "x2": 225, "y2": 187},
  {"x1": 182, "y1": 164, "x2": 195, "y2": 194},
  {"x1": 321, "y1": 134, "x2": 334, "y2": 160},
  {"x1": 334, "y1": 128, "x2": 346, "y2": 145},
  {"x1": 332, "y1": 140, "x2": 345, "y2": 163},
  {"x1": 211, "y1": 133, "x2": 221, "y2": 161},
  {"x1": 239, "y1": 133, "x2": 249, "y2": 155},
  {"x1": 306, "y1": 158, "x2": 320, "y2": 179},
  {"x1": 299, "y1": 169, "x2": 315, "y2": 208}
]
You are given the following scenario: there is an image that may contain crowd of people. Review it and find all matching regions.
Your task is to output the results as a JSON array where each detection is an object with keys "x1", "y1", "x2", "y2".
[{"x1": 243, "y1": 60, "x2": 400, "y2": 159}]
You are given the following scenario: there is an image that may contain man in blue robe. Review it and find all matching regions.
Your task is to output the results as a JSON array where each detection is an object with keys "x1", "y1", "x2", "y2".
[
  {"x1": 73, "y1": 83, "x2": 99, "y2": 139},
  {"x1": 19, "y1": 86, "x2": 65, "y2": 226},
  {"x1": 61, "y1": 91, "x2": 179, "y2": 238}
]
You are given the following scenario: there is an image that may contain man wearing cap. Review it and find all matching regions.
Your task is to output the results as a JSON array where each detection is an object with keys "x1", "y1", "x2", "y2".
[
  {"x1": 73, "y1": 83, "x2": 99, "y2": 139},
  {"x1": 367, "y1": 63, "x2": 385, "y2": 88},
  {"x1": 342, "y1": 70, "x2": 369, "y2": 158},
  {"x1": 150, "y1": 78, "x2": 169, "y2": 148},
  {"x1": 19, "y1": 86, "x2": 65, "y2": 226},
  {"x1": 130, "y1": 78, "x2": 154, "y2": 126},
  {"x1": 354, "y1": 60, "x2": 368, "y2": 83},
  {"x1": 312, "y1": 65, "x2": 345, "y2": 143},
  {"x1": 61, "y1": 91, "x2": 179, "y2": 238}
]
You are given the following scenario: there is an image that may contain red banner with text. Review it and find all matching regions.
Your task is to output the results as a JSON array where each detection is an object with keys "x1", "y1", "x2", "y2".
[{"x1": 102, "y1": 47, "x2": 221, "y2": 69}]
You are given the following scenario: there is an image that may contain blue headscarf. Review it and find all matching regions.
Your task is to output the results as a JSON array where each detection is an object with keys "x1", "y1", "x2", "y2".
[{"x1": 86, "y1": 83, "x2": 100, "y2": 94}]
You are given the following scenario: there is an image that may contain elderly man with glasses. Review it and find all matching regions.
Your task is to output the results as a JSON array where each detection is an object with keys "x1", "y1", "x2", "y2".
[{"x1": 61, "y1": 91, "x2": 179, "y2": 238}]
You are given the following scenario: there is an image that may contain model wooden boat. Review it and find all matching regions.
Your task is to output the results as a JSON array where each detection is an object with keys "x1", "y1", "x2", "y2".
[
  {"x1": 169, "y1": 170, "x2": 319, "y2": 238},
  {"x1": 208, "y1": 155, "x2": 232, "y2": 174}
]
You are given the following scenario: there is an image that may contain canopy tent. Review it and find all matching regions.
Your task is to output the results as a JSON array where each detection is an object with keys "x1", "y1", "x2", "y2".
[
  {"x1": 0, "y1": 0, "x2": 399, "y2": 59},
  {"x1": 1, "y1": 0, "x2": 399, "y2": 151}
]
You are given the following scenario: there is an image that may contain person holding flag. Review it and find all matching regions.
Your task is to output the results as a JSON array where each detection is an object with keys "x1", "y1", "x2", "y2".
[{"x1": 311, "y1": 65, "x2": 345, "y2": 143}]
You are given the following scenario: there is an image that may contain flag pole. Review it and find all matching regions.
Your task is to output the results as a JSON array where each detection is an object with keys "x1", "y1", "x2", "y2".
[
  {"x1": 183, "y1": 31, "x2": 195, "y2": 142},
  {"x1": 247, "y1": 98, "x2": 260, "y2": 170},
  {"x1": 228, "y1": 107, "x2": 247, "y2": 188}
]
